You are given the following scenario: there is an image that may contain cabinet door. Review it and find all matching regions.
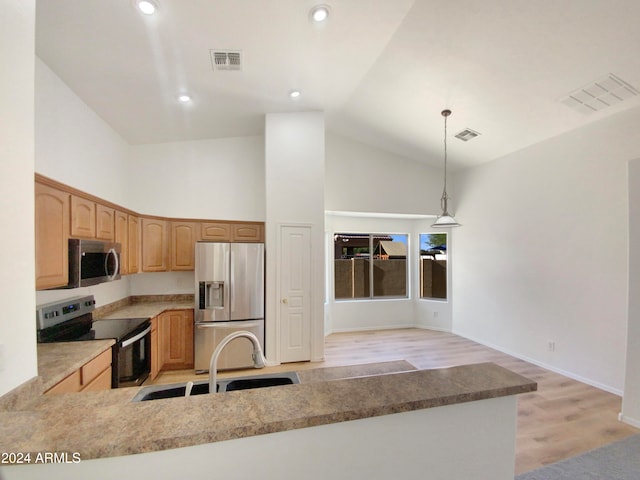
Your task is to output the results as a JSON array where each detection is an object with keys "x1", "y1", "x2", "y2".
[
  {"x1": 141, "y1": 217, "x2": 168, "y2": 272},
  {"x1": 150, "y1": 316, "x2": 160, "y2": 380},
  {"x1": 231, "y1": 223, "x2": 264, "y2": 242},
  {"x1": 200, "y1": 222, "x2": 231, "y2": 241},
  {"x1": 35, "y1": 183, "x2": 70, "y2": 289},
  {"x1": 160, "y1": 310, "x2": 194, "y2": 370},
  {"x1": 128, "y1": 215, "x2": 140, "y2": 274},
  {"x1": 171, "y1": 222, "x2": 197, "y2": 271},
  {"x1": 96, "y1": 204, "x2": 115, "y2": 241},
  {"x1": 114, "y1": 210, "x2": 129, "y2": 275},
  {"x1": 70, "y1": 195, "x2": 96, "y2": 238}
]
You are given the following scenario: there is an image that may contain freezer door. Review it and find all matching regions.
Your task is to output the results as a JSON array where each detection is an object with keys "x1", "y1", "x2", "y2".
[
  {"x1": 194, "y1": 320, "x2": 265, "y2": 372},
  {"x1": 230, "y1": 243, "x2": 264, "y2": 320},
  {"x1": 195, "y1": 242, "x2": 230, "y2": 322}
]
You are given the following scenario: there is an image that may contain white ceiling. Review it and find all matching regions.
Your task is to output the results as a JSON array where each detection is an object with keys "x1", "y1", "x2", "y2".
[{"x1": 35, "y1": 0, "x2": 640, "y2": 170}]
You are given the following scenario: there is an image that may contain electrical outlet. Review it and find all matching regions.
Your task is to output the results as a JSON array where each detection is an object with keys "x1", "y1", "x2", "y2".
[
  {"x1": 433, "y1": 311, "x2": 439, "y2": 318},
  {"x1": 547, "y1": 341, "x2": 556, "y2": 352}
]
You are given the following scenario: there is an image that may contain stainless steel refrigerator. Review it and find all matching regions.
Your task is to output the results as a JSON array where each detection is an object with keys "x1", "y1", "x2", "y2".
[{"x1": 194, "y1": 242, "x2": 265, "y2": 372}]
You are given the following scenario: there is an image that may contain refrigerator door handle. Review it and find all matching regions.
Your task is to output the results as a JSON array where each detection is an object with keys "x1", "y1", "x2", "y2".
[{"x1": 195, "y1": 320, "x2": 263, "y2": 329}]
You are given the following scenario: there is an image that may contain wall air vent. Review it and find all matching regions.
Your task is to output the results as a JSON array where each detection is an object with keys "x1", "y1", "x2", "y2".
[
  {"x1": 560, "y1": 74, "x2": 639, "y2": 115},
  {"x1": 455, "y1": 128, "x2": 480, "y2": 142},
  {"x1": 210, "y1": 50, "x2": 242, "y2": 71}
]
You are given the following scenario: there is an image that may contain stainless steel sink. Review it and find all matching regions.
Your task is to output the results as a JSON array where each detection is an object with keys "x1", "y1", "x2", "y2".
[{"x1": 132, "y1": 371, "x2": 300, "y2": 402}]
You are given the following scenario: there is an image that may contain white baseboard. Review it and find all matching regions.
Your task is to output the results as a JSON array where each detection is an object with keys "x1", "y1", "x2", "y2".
[
  {"x1": 618, "y1": 413, "x2": 640, "y2": 428},
  {"x1": 454, "y1": 330, "x2": 623, "y2": 396},
  {"x1": 326, "y1": 323, "x2": 416, "y2": 335}
]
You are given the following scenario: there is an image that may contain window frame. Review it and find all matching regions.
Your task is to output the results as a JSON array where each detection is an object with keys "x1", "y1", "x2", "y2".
[
  {"x1": 418, "y1": 232, "x2": 448, "y2": 301},
  {"x1": 333, "y1": 232, "x2": 409, "y2": 301}
]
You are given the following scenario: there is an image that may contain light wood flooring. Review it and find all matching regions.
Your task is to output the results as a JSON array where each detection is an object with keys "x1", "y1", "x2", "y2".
[{"x1": 151, "y1": 328, "x2": 639, "y2": 475}]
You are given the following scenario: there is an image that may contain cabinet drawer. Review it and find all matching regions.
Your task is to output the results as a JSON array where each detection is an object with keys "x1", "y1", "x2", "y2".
[
  {"x1": 81, "y1": 348, "x2": 112, "y2": 386},
  {"x1": 81, "y1": 366, "x2": 112, "y2": 392},
  {"x1": 45, "y1": 370, "x2": 81, "y2": 395}
]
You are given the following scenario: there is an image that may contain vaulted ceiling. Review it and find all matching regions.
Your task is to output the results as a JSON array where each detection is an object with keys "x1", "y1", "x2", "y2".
[{"x1": 36, "y1": 0, "x2": 640, "y2": 170}]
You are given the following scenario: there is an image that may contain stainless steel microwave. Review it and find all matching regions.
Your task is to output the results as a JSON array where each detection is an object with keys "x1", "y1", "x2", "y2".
[{"x1": 67, "y1": 239, "x2": 121, "y2": 288}]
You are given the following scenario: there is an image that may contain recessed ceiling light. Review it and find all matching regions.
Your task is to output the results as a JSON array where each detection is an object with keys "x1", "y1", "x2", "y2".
[
  {"x1": 178, "y1": 94, "x2": 191, "y2": 103},
  {"x1": 310, "y1": 5, "x2": 330, "y2": 23},
  {"x1": 289, "y1": 90, "x2": 301, "y2": 99},
  {"x1": 136, "y1": 0, "x2": 158, "y2": 15}
]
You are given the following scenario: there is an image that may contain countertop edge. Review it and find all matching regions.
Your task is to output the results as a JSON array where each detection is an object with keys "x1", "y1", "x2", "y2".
[{"x1": 0, "y1": 362, "x2": 536, "y2": 461}]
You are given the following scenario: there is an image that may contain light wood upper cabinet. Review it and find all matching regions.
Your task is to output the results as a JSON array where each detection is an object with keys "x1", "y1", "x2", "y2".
[
  {"x1": 114, "y1": 210, "x2": 129, "y2": 275},
  {"x1": 231, "y1": 223, "x2": 264, "y2": 242},
  {"x1": 160, "y1": 309, "x2": 194, "y2": 370},
  {"x1": 35, "y1": 183, "x2": 70, "y2": 290},
  {"x1": 142, "y1": 217, "x2": 169, "y2": 272},
  {"x1": 128, "y1": 215, "x2": 140, "y2": 274},
  {"x1": 96, "y1": 204, "x2": 115, "y2": 241},
  {"x1": 70, "y1": 195, "x2": 96, "y2": 238},
  {"x1": 200, "y1": 222, "x2": 231, "y2": 241},
  {"x1": 171, "y1": 222, "x2": 197, "y2": 271}
]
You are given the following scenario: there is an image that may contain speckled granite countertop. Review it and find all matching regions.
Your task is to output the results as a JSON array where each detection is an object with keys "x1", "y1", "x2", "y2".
[
  {"x1": 0, "y1": 361, "x2": 535, "y2": 460},
  {"x1": 95, "y1": 301, "x2": 194, "y2": 320},
  {"x1": 37, "y1": 340, "x2": 115, "y2": 391}
]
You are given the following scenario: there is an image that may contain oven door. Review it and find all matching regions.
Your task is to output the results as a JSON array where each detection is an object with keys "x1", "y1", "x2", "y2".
[{"x1": 113, "y1": 323, "x2": 151, "y2": 388}]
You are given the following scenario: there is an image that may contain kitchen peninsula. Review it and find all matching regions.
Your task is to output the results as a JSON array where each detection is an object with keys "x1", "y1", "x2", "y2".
[{"x1": 0, "y1": 361, "x2": 535, "y2": 480}]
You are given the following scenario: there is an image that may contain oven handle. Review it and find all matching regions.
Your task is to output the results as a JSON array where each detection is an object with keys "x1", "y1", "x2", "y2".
[{"x1": 121, "y1": 325, "x2": 151, "y2": 348}]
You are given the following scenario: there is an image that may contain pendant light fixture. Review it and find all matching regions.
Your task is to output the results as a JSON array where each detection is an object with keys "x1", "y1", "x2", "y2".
[{"x1": 431, "y1": 109, "x2": 461, "y2": 228}]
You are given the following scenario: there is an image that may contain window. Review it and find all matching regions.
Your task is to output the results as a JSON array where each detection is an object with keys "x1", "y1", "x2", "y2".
[
  {"x1": 419, "y1": 233, "x2": 447, "y2": 300},
  {"x1": 334, "y1": 233, "x2": 408, "y2": 299}
]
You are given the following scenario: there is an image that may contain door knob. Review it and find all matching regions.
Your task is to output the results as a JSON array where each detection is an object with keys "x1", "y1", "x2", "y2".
[{"x1": 281, "y1": 298, "x2": 288, "y2": 304}]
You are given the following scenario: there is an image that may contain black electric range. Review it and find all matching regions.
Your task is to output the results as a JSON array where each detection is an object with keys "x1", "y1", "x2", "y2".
[{"x1": 36, "y1": 295, "x2": 151, "y2": 388}]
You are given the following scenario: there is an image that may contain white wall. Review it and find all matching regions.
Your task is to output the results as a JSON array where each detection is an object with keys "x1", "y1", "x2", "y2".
[
  {"x1": 453, "y1": 106, "x2": 640, "y2": 393},
  {"x1": 265, "y1": 112, "x2": 325, "y2": 363},
  {"x1": 622, "y1": 158, "x2": 640, "y2": 426},
  {"x1": 35, "y1": 58, "x2": 130, "y2": 206},
  {"x1": 0, "y1": 0, "x2": 37, "y2": 396},
  {"x1": 325, "y1": 132, "x2": 444, "y2": 215},
  {"x1": 128, "y1": 137, "x2": 265, "y2": 220}
]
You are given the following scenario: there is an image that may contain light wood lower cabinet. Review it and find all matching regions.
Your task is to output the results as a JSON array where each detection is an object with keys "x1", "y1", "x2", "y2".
[
  {"x1": 35, "y1": 183, "x2": 70, "y2": 290},
  {"x1": 45, "y1": 348, "x2": 112, "y2": 395},
  {"x1": 159, "y1": 309, "x2": 194, "y2": 371},
  {"x1": 150, "y1": 315, "x2": 160, "y2": 381}
]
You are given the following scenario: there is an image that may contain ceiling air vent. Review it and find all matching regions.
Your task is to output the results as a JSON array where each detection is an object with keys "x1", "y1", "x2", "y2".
[
  {"x1": 455, "y1": 128, "x2": 480, "y2": 142},
  {"x1": 560, "y1": 74, "x2": 639, "y2": 115},
  {"x1": 210, "y1": 50, "x2": 242, "y2": 71}
]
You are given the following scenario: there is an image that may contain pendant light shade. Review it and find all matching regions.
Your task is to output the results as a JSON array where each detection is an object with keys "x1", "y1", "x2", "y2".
[{"x1": 431, "y1": 109, "x2": 461, "y2": 228}]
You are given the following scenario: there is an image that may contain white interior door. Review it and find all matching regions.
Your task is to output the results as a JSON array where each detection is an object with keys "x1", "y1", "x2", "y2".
[{"x1": 279, "y1": 225, "x2": 311, "y2": 363}]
